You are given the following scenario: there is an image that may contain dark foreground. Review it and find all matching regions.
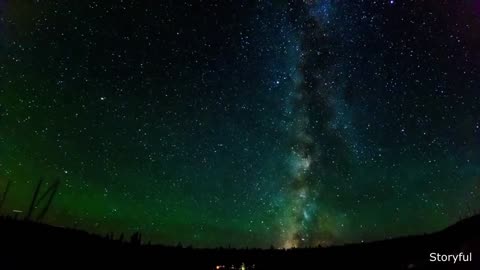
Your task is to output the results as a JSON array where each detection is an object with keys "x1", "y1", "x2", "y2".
[{"x1": 1, "y1": 216, "x2": 479, "y2": 269}]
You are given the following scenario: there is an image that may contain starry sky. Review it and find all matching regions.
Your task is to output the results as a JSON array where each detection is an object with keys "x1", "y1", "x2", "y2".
[{"x1": 0, "y1": 0, "x2": 479, "y2": 248}]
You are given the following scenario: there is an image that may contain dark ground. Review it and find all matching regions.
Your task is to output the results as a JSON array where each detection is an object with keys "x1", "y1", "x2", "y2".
[{"x1": 0, "y1": 215, "x2": 479, "y2": 269}]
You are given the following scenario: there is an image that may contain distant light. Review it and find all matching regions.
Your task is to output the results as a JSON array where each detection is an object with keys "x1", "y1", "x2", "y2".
[{"x1": 390, "y1": 0, "x2": 394, "y2": 4}]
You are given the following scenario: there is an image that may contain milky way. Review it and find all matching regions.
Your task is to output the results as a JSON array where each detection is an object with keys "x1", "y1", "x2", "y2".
[
  {"x1": 0, "y1": 0, "x2": 480, "y2": 248},
  {"x1": 283, "y1": 0, "x2": 353, "y2": 247}
]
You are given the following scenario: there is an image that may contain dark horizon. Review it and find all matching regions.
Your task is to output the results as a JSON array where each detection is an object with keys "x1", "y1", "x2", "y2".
[{"x1": 1, "y1": 213, "x2": 479, "y2": 269}]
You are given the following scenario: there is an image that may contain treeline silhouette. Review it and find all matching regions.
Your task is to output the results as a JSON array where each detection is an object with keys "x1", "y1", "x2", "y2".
[
  {"x1": 1, "y1": 178, "x2": 479, "y2": 268},
  {"x1": 0, "y1": 179, "x2": 480, "y2": 269},
  {"x1": 1, "y1": 214, "x2": 479, "y2": 269}
]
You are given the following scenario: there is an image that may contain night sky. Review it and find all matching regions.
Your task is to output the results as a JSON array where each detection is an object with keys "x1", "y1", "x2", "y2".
[{"x1": 0, "y1": 0, "x2": 479, "y2": 248}]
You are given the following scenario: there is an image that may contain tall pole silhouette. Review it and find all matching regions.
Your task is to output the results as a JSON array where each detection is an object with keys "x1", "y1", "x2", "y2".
[
  {"x1": 26, "y1": 178, "x2": 44, "y2": 220},
  {"x1": 36, "y1": 179, "x2": 60, "y2": 222},
  {"x1": 25, "y1": 178, "x2": 43, "y2": 220},
  {"x1": 0, "y1": 179, "x2": 12, "y2": 212},
  {"x1": 25, "y1": 178, "x2": 60, "y2": 221}
]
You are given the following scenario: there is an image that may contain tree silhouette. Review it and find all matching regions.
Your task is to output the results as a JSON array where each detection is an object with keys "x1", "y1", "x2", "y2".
[
  {"x1": 130, "y1": 232, "x2": 142, "y2": 245},
  {"x1": 118, "y1": 233, "x2": 124, "y2": 242}
]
